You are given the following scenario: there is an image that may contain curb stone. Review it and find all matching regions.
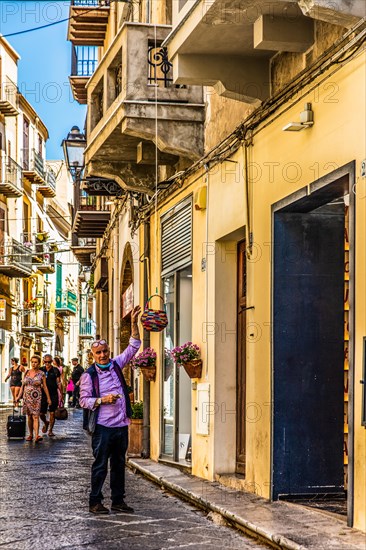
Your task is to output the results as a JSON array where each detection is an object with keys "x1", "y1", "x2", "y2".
[{"x1": 128, "y1": 459, "x2": 306, "y2": 550}]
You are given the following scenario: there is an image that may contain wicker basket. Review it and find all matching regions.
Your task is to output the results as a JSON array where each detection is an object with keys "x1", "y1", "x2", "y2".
[
  {"x1": 141, "y1": 294, "x2": 168, "y2": 332},
  {"x1": 182, "y1": 359, "x2": 202, "y2": 378}
]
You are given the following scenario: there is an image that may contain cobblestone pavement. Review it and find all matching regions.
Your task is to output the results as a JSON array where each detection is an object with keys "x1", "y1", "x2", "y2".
[{"x1": 0, "y1": 409, "x2": 268, "y2": 550}]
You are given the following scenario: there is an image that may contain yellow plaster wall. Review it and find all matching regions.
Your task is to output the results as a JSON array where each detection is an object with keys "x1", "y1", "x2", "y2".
[
  {"x1": 144, "y1": 52, "x2": 366, "y2": 530},
  {"x1": 146, "y1": 174, "x2": 209, "y2": 464},
  {"x1": 244, "y1": 54, "x2": 366, "y2": 523}
]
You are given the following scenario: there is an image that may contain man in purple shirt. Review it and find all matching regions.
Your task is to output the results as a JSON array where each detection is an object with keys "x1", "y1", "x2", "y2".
[{"x1": 80, "y1": 305, "x2": 141, "y2": 515}]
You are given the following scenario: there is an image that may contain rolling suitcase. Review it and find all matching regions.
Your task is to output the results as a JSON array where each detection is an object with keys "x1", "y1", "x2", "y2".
[{"x1": 7, "y1": 407, "x2": 26, "y2": 439}]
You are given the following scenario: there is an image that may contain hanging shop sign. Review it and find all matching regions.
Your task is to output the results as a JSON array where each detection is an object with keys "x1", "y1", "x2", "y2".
[
  {"x1": 20, "y1": 335, "x2": 33, "y2": 349},
  {"x1": 122, "y1": 283, "x2": 133, "y2": 318}
]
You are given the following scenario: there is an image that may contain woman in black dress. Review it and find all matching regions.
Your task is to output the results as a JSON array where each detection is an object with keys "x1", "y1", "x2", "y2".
[{"x1": 5, "y1": 358, "x2": 24, "y2": 410}]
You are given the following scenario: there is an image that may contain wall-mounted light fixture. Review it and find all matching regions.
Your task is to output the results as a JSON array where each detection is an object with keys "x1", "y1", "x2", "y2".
[{"x1": 282, "y1": 103, "x2": 314, "y2": 132}]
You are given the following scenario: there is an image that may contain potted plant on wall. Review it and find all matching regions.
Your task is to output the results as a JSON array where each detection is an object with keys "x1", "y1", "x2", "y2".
[
  {"x1": 171, "y1": 342, "x2": 202, "y2": 378},
  {"x1": 128, "y1": 401, "x2": 143, "y2": 457},
  {"x1": 36, "y1": 231, "x2": 49, "y2": 243},
  {"x1": 23, "y1": 298, "x2": 41, "y2": 311},
  {"x1": 132, "y1": 347, "x2": 157, "y2": 381}
]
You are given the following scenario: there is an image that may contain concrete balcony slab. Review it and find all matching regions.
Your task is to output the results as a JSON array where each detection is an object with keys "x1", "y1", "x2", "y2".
[
  {"x1": 85, "y1": 22, "x2": 205, "y2": 185},
  {"x1": 165, "y1": 0, "x2": 364, "y2": 102}
]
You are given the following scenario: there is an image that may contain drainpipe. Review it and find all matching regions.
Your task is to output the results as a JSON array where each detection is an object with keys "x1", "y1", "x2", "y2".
[
  {"x1": 114, "y1": 212, "x2": 120, "y2": 357},
  {"x1": 142, "y1": 219, "x2": 150, "y2": 458}
]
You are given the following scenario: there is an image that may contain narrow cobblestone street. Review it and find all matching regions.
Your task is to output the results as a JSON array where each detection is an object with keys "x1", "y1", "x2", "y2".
[{"x1": 0, "y1": 409, "x2": 268, "y2": 549}]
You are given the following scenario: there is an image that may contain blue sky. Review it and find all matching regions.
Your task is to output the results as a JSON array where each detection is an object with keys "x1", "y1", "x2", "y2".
[{"x1": 0, "y1": 1, "x2": 86, "y2": 159}]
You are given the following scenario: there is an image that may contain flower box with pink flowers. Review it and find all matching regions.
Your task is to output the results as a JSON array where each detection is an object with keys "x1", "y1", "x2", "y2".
[
  {"x1": 171, "y1": 342, "x2": 202, "y2": 378},
  {"x1": 132, "y1": 347, "x2": 156, "y2": 381}
]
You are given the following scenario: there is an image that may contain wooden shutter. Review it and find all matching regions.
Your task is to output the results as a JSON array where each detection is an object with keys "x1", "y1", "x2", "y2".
[{"x1": 161, "y1": 197, "x2": 192, "y2": 277}]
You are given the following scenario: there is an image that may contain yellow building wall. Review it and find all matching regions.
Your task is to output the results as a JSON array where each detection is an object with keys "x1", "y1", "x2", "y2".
[
  {"x1": 144, "y1": 52, "x2": 365, "y2": 530},
  {"x1": 146, "y1": 173, "x2": 209, "y2": 462},
  {"x1": 243, "y1": 54, "x2": 365, "y2": 527}
]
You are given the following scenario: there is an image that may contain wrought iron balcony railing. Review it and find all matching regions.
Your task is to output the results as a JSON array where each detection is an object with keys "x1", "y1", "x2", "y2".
[
  {"x1": 77, "y1": 237, "x2": 97, "y2": 246},
  {"x1": 0, "y1": 154, "x2": 23, "y2": 197},
  {"x1": 71, "y1": 45, "x2": 98, "y2": 77},
  {"x1": 71, "y1": 0, "x2": 110, "y2": 5},
  {"x1": 148, "y1": 44, "x2": 173, "y2": 88},
  {"x1": 80, "y1": 318, "x2": 95, "y2": 337},
  {"x1": 22, "y1": 309, "x2": 39, "y2": 330},
  {"x1": 22, "y1": 148, "x2": 45, "y2": 181},
  {"x1": 0, "y1": 77, "x2": 18, "y2": 115},
  {"x1": 0, "y1": 237, "x2": 32, "y2": 277},
  {"x1": 21, "y1": 233, "x2": 55, "y2": 272},
  {"x1": 56, "y1": 290, "x2": 78, "y2": 315},
  {"x1": 37, "y1": 166, "x2": 57, "y2": 197},
  {"x1": 47, "y1": 168, "x2": 56, "y2": 188}
]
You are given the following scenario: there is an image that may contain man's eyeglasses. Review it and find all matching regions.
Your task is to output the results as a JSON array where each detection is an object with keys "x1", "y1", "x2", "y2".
[
  {"x1": 91, "y1": 339, "x2": 108, "y2": 348},
  {"x1": 44, "y1": 360, "x2": 52, "y2": 363}
]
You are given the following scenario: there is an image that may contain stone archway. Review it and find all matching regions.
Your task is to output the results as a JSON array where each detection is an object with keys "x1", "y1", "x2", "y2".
[{"x1": 120, "y1": 243, "x2": 134, "y2": 385}]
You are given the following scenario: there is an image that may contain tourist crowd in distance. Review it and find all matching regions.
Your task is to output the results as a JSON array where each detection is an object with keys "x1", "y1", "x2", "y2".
[{"x1": 6, "y1": 355, "x2": 85, "y2": 441}]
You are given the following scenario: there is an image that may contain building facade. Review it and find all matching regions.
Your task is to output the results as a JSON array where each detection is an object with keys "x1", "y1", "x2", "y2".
[
  {"x1": 0, "y1": 37, "x2": 79, "y2": 401},
  {"x1": 66, "y1": 0, "x2": 366, "y2": 531}
]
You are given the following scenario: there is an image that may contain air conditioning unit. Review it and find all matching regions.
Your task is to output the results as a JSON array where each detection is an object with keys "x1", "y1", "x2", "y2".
[{"x1": 0, "y1": 329, "x2": 6, "y2": 345}]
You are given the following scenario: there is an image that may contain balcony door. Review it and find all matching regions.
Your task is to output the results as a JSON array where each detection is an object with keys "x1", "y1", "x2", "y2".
[
  {"x1": 161, "y1": 267, "x2": 192, "y2": 464},
  {"x1": 23, "y1": 118, "x2": 29, "y2": 170}
]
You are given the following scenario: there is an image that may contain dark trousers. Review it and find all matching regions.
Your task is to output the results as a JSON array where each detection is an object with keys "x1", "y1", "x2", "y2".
[
  {"x1": 90, "y1": 424, "x2": 129, "y2": 506},
  {"x1": 71, "y1": 385, "x2": 80, "y2": 407}
]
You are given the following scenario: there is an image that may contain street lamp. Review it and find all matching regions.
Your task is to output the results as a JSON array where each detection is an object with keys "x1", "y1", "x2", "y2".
[{"x1": 62, "y1": 126, "x2": 86, "y2": 181}]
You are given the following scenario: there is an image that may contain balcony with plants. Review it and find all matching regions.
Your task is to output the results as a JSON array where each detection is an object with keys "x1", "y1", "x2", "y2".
[
  {"x1": 68, "y1": 0, "x2": 110, "y2": 47},
  {"x1": 84, "y1": 23, "x2": 205, "y2": 194},
  {"x1": 0, "y1": 153, "x2": 23, "y2": 198},
  {"x1": 22, "y1": 233, "x2": 55, "y2": 274},
  {"x1": 0, "y1": 237, "x2": 33, "y2": 278},
  {"x1": 22, "y1": 298, "x2": 44, "y2": 334}
]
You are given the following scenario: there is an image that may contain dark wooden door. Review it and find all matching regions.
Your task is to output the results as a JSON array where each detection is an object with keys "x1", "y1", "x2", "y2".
[
  {"x1": 236, "y1": 240, "x2": 246, "y2": 474},
  {"x1": 273, "y1": 212, "x2": 344, "y2": 498}
]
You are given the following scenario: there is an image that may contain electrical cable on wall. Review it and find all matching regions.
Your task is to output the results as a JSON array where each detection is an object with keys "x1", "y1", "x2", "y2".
[{"x1": 153, "y1": 23, "x2": 159, "y2": 296}]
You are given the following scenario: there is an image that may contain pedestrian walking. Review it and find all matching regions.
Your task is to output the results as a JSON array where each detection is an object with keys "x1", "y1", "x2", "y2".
[
  {"x1": 53, "y1": 356, "x2": 64, "y2": 405},
  {"x1": 5, "y1": 358, "x2": 24, "y2": 411},
  {"x1": 80, "y1": 305, "x2": 141, "y2": 515},
  {"x1": 66, "y1": 378, "x2": 74, "y2": 407},
  {"x1": 40, "y1": 354, "x2": 61, "y2": 437},
  {"x1": 17, "y1": 355, "x2": 52, "y2": 442},
  {"x1": 70, "y1": 357, "x2": 84, "y2": 408}
]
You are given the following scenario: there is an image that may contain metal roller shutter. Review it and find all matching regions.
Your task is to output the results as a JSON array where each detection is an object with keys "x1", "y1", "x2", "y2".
[{"x1": 161, "y1": 197, "x2": 192, "y2": 277}]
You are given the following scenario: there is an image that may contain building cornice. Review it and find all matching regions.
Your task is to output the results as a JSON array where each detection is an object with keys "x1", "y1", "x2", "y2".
[
  {"x1": 0, "y1": 35, "x2": 20, "y2": 63},
  {"x1": 18, "y1": 94, "x2": 49, "y2": 140}
]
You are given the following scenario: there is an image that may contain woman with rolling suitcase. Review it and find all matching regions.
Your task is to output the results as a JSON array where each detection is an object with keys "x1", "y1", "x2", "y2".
[
  {"x1": 17, "y1": 355, "x2": 52, "y2": 443},
  {"x1": 5, "y1": 358, "x2": 24, "y2": 411}
]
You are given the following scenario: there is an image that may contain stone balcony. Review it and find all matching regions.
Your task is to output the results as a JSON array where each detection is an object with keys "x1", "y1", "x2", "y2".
[
  {"x1": 73, "y1": 190, "x2": 111, "y2": 238},
  {"x1": 0, "y1": 237, "x2": 32, "y2": 278},
  {"x1": 85, "y1": 23, "x2": 205, "y2": 194},
  {"x1": 164, "y1": 0, "x2": 365, "y2": 103},
  {"x1": 22, "y1": 148, "x2": 46, "y2": 185},
  {"x1": 0, "y1": 154, "x2": 23, "y2": 198},
  {"x1": 0, "y1": 77, "x2": 18, "y2": 116}
]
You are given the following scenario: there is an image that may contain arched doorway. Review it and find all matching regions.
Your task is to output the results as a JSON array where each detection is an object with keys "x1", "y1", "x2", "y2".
[{"x1": 120, "y1": 243, "x2": 134, "y2": 388}]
